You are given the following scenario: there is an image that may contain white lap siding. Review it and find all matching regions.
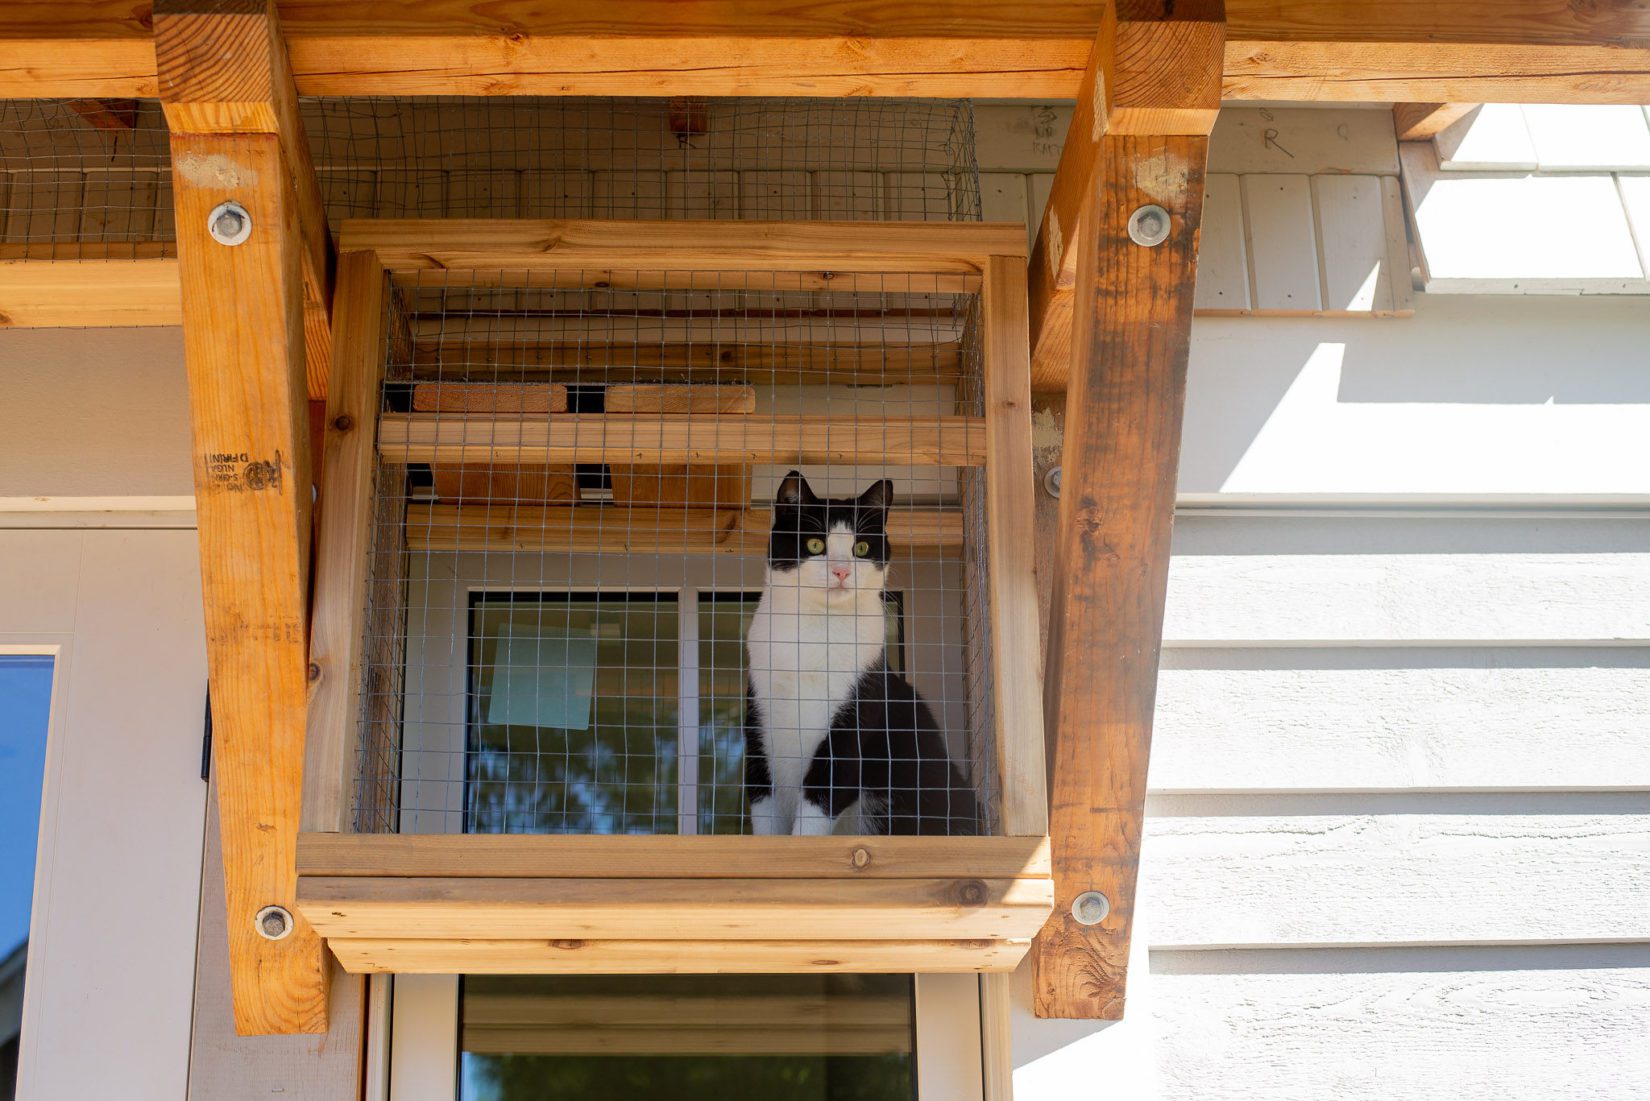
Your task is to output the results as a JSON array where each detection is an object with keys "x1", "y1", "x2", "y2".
[{"x1": 1134, "y1": 512, "x2": 1650, "y2": 1099}]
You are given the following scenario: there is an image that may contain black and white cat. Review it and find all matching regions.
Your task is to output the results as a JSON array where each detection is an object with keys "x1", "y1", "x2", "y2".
[{"x1": 744, "y1": 471, "x2": 980, "y2": 836}]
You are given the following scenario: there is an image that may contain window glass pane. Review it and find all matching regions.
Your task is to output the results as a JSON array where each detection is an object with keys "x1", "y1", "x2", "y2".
[
  {"x1": 459, "y1": 974, "x2": 916, "y2": 1101},
  {"x1": 469, "y1": 596, "x2": 679, "y2": 835},
  {"x1": 0, "y1": 655, "x2": 53, "y2": 1094},
  {"x1": 696, "y1": 595, "x2": 904, "y2": 835}
]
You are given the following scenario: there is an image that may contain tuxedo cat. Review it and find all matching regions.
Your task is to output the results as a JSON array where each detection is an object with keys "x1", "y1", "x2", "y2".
[{"x1": 744, "y1": 471, "x2": 980, "y2": 836}]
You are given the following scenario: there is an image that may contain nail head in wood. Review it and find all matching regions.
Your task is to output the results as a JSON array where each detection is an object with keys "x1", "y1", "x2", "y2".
[
  {"x1": 207, "y1": 200, "x2": 252, "y2": 246},
  {"x1": 1126, "y1": 205, "x2": 1171, "y2": 248},
  {"x1": 1044, "y1": 466, "x2": 1062, "y2": 498}
]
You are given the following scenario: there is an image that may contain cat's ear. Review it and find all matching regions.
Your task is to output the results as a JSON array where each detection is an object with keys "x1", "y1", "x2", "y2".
[
  {"x1": 858, "y1": 479, "x2": 894, "y2": 513},
  {"x1": 775, "y1": 470, "x2": 817, "y2": 506}
]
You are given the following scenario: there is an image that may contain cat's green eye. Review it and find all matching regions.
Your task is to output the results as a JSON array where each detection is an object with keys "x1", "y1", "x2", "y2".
[
  {"x1": 853, "y1": 540, "x2": 871, "y2": 558},
  {"x1": 805, "y1": 537, "x2": 826, "y2": 555}
]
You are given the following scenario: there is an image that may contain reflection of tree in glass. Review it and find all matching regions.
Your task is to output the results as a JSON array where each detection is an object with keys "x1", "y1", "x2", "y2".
[{"x1": 465, "y1": 1054, "x2": 913, "y2": 1101}]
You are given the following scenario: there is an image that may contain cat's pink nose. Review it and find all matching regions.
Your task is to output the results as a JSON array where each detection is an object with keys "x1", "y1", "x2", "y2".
[{"x1": 831, "y1": 566, "x2": 851, "y2": 583}]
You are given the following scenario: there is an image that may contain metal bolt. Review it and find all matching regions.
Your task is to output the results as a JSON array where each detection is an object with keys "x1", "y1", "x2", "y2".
[
  {"x1": 1127, "y1": 204, "x2": 1171, "y2": 247},
  {"x1": 1071, "y1": 890, "x2": 1111, "y2": 926},
  {"x1": 208, "y1": 200, "x2": 252, "y2": 246},
  {"x1": 254, "y1": 904, "x2": 294, "y2": 941},
  {"x1": 1044, "y1": 466, "x2": 1062, "y2": 498}
]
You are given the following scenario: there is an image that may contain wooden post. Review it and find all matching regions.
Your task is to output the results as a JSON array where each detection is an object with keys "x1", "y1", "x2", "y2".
[
  {"x1": 155, "y1": 0, "x2": 333, "y2": 1034},
  {"x1": 1030, "y1": 1, "x2": 1223, "y2": 1020}
]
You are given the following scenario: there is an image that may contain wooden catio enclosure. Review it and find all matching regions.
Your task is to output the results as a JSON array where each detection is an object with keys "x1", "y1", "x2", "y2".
[{"x1": 295, "y1": 217, "x2": 1052, "y2": 974}]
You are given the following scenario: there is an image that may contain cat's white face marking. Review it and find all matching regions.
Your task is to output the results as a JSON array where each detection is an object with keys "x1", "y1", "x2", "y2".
[{"x1": 771, "y1": 520, "x2": 888, "y2": 606}]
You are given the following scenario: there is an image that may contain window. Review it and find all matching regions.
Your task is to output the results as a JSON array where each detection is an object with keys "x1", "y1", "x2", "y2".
[
  {"x1": 458, "y1": 974, "x2": 917, "y2": 1100},
  {"x1": 385, "y1": 972, "x2": 984, "y2": 1101},
  {"x1": 464, "y1": 591, "x2": 906, "y2": 838},
  {"x1": 0, "y1": 654, "x2": 53, "y2": 1100}
]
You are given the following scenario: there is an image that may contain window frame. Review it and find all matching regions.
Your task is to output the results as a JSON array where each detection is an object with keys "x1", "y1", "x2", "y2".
[{"x1": 381, "y1": 971, "x2": 986, "y2": 1101}]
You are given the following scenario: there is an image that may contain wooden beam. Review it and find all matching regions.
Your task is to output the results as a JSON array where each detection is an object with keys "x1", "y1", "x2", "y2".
[
  {"x1": 300, "y1": 251, "x2": 388, "y2": 837},
  {"x1": 156, "y1": 0, "x2": 334, "y2": 399},
  {"x1": 1032, "y1": 133, "x2": 1208, "y2": 1019},
  {"x1": 298, "y1": 876, "x2": 1054, "y2": 941},
  {"x1": 405, "y1": 503, "x2": 965, "y2": 556},
  {"x1": 1029, "y1": 1, "x2": 1224, "y2": 391},
  {"x1": 9, "y1": 3, "x2": 1646, "y2": 102},
  {"x1": 325, "y1": 937, "x2": 1032, "y2": 976},
  {"x1": 297, "y1": 833, "x2": 1052, "y2": 880},
  {"x1": 377, "y1": 413, "x2": 989, "y2": 467},
  {"x1": 0, "y1": 256, "x2": 181, "y2": 327},
  {"x1": 346, "y1": 219, "x2": 1026, "y2": 278},
  {"x1": 1393, "y1": 102, "x2": 1480, "y2": 141},
  {"x1": 155, "y1": 0, "x2": 326, "y2": 1035},
  {"x1": 980, "y1": 256, "x2": 1050, "y2": 839}
]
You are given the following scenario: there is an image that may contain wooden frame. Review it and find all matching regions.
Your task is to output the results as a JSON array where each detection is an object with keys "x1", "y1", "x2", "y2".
[{"x1": 296, "y1": 219, "x2": 1051, "y2": 974}]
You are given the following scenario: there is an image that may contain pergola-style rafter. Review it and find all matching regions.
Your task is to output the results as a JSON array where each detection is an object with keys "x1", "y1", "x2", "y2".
[{"x1": 4, "y1": 1, "x2": 1649, "y2": 103}]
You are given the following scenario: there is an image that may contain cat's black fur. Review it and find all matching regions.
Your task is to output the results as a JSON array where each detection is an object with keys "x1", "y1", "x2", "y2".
[{"x1": 743, "y1": 472, "x2": 981, "y2": 836}]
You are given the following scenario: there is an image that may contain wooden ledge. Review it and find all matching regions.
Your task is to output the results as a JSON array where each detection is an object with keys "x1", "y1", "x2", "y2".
[{"x1": 298, "y1": 833, "x2": 1051, "y2": 879}]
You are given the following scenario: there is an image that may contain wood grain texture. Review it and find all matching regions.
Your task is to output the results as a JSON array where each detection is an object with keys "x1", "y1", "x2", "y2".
[
  {"x1": 326, "y1": 937, "x2": 1034, "y2": 975},
  {"x1": 410, "y1": 382, "x2": 569, "y2": 413},
  {"x1": 8, "y1": 3, "x2": 1650, "y2": 103},
  {"x1": 378, "y1": 413, "x2": 988, "y2": 467},
  {"x1": 154, "y1": 0, "x2": 334, "y2": 399},
  {"x1": 345, "y1": 218, "x2": 1027, "y2": 275},
  {"x1": 403, "y1": 502, "x2": 964, "y2": 555},
  {"x1": 167, "y1": 131, "x2": 325, "y2": 1035},
  {"x1": 1394, "y1": 102, "x2": 1479, "y2": 141},
  {"x1": 297, "y1": 875, "x2": 1055, "y2": 941},
  {"x1": 1028, "y1": 3, "x2": 1224, "y2": 391},
  {"x1": 981, "y1": 257, "x2": 1049, "y2": 838},
  {"x1": 1033, "y1": 133, "x2": 1208, "y2": 1020},
  {"x1": 301, "y1": 251, "x2": 387, "y2": 835},
  {"x1": 297, "y1": 833, "x2": 1051, "y2": 880},
  {"x1": 0, "y1": 258, "x2": 181, "y2": 327},
  {"x1": 1144, "y1": 803, "x2": 1650, "y2": 948},
  {"x1": 1151, "y1": 648, "x2": 1650, "y2": 793},
  {"x1": 1153, "y1": 948, "x2": 1650, "y2": 1101}
]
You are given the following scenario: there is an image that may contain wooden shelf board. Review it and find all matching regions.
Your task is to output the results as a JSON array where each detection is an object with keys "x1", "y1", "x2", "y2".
[
  {"x1": 378, "y1": 413, "x2": 988, "y2": 466},
  {"x1": 402, "y1": 503, "x2": 965, "y2": 556},
  {"x1": 325, "y1": 937, "x2": 1034, "y2": 975},
  {"x1": 0, "y1": 256, "x2": 181, "y2": 327}
]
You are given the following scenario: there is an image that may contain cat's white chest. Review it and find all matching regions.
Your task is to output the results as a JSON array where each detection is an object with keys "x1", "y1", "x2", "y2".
[{"x1": 747, "y1": 587, "x2": 883, "y2": 789}]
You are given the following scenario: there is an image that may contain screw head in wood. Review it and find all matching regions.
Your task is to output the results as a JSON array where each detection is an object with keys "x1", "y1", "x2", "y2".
[
  {"x1": 1044, "y1": 466, "x2": 1062, "y2": 498},
  {"x1": 208, "y1": 201, "x2": 252, "y2": 246},
  {"x1": 254, "y1": 905, "x2": 294, "y2": 941},
  {"x1": 1127, "y1": 204, "x2": 1171, "y2": 247},
  {"x1": 1072, "y1": 890, "x2": 1111, "y2": 925}
]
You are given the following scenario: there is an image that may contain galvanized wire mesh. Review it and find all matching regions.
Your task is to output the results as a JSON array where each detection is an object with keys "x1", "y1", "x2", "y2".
[
  {"x1": 0, "y1": 99, "x2": 174, "y2": 257},
  {"x1": 358, "y1": 265, "x2": 997, "y2": 839},
  {"x1": 303, "y1": 97, "x2": 981, "y2": 223}
]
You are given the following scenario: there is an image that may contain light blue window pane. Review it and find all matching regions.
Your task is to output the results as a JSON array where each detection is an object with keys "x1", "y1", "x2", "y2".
[{"x1": 0, "y1": 654, "x2": 53, "y2": 1091}]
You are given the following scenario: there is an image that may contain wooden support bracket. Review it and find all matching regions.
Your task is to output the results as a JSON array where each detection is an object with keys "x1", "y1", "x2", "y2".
[
  {"x1": 1030, "y1": 0, "x2": 1222, "y2": 1020},
  {"x1": 155, "y1": 0, "x2": 334, "y2": 1035}
]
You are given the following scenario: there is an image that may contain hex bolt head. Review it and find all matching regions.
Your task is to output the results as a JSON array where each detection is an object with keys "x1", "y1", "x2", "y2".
[
  {"x1": 1044, "y1": 466, "x2": 1062, "y2": 499},
  {"x1": 1071, "y1": 890, "x2": 1111, "y2": 926},
  {"x1": 254, "y1": 904, "x2": 294, "y2": 941},
  {"x1": 208, "y1": 200, "x2": 253, "y2": 246},
  {"x1": 1127, "y1": 204, "x2": 1171, "y2": 248}
]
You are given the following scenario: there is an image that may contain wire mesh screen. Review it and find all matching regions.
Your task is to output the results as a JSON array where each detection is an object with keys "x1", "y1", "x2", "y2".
[
  {"x1": 304, "y1": 97, "x2": 980, "y2": 223},
  {"x1": 0, "y1": 99, "x2": 174, "y2": 256},
  {"x1": 356, "y1": 266, "x2": 998, "y2": 839}
]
